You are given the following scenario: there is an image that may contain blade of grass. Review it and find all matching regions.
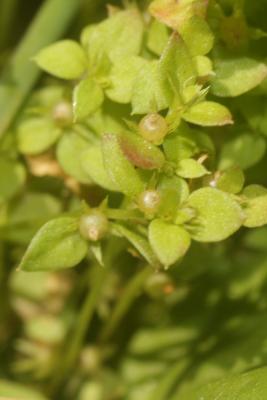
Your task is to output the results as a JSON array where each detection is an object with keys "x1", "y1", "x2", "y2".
[{"x1": 0, "y1": 0, "x2": 82, "y2": 139}]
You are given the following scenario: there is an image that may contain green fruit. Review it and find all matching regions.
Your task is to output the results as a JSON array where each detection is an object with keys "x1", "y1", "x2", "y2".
[
  {"x1": 79, "y1": 211, "x2": 109, "y2": 242},
  {"x1": 139, "y1": 113, "x2": 168, "y2": 144},
  {"x1": 137, "y1": 189, "x2": 161, "y2": 215}
]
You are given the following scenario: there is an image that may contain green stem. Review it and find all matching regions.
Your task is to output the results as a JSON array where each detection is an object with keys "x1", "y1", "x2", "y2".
[
  {"x1": 100, "y1": 266, "x2": 152, "y2": 342},
  {"x1": 51, "y1": 264, "x2": 106, "y2": 393},
  {"x1": 0, "y1": 0, "x2": 82, "y2": 138}
]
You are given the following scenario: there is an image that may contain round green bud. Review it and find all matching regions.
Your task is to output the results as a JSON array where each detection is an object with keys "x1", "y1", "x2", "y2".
[
  {"x1": 52, "y1": 101, "x2": 73, "y2": 127},
  {"x1": 139, "y1": 113, "x2": 168, "y2": 144},
  {"x1": 137, "y1": 189, "x2": 161, "y2": 215},
  {"x1": 79, "y1": 211, "x2": 109, "y2": 242}
]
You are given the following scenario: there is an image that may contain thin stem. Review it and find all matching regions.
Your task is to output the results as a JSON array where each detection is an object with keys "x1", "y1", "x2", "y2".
[
  {"x1": 0, "y1": 0, "x2": 82, "y2": 138},
  {"x1": 100, "y1": 266, "x2": 152, "y2": 342},
  {"x1": 51, "y1": 264, "x2": 106, "y2": 394}
]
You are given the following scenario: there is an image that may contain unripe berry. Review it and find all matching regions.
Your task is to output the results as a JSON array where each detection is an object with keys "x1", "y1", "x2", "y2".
[
  {"x1": 139, "y1": 113, "x2": 168, "y2": 144},
  {"x1": 137, "y1": 189, "x2": 161, "y2": 215},
  {"x1": 52, "y1": 101, "x2": 73, "y2": 127},
  {"x1": 79, "y1": 211, "x2": 109, "y2": 242}
]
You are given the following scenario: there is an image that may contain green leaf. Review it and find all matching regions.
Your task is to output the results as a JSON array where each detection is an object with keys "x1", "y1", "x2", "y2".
[
  {"x1": 160, "y1": 33, "x2": 196, "y2": 94},
  {"x1": 163, "y1": 128, "x2": 197, "y2": 161},
  {"x1": 157, "y1": 175, "x2": 189, "y2": 220},
  {"x1": 73, "y1": 76, "x2": 104, "y2": 121},
  {"x1": 34, "y1": 40, "x2": 87, "y2": 80},
  {"x1": 243, "y1": 185, "x2": 267, "y2": 228},
  {"x1": 3, "y1": 193, "x2": 62, "y2": 244},
  {"x1": 179, "y1": 367, "x2": 267, "y2": 400},
  {"x1": 211, "y1": 55, "x2": 267, "y2": 97},
  {"x1": 149, "y1": 219, "x2": 191, "y2": 268},
  {"x1": 102, "y1": 133, "x2": 145, "y2": 197},
  {"x1": 81, "y1": 145, "x2": 119, "y2": 191},
  {"x1": 219, "y1": 133, "x2": 266, "y2": 170},
  {"x1": 132, "y1": 60, "x2": 172, "y2": 115},
  {"x1": 112, "y1": 223, "x2": 159, "y2": 267},
  {"x1": 194, "y1": 55, "x2": 213, "y2": 77},
  {"x1": 56, "y1": 132, "x2": 92, "y2": 184},
  {"x1": 0, "y1": 158, "x2": 26, "y2": 201},
  {"x1": 179, "y1": 15, "x2": 214, "y2": 56},
  {"x1": 84, "y1": 9, "x2": 144, "y2": 64},
  {"x1": 19, "y1": 216, "x2": 88, "y2": 271},
  {"x1": 187, "y1": 188, "x2": 244, "y2": 242},
  {"x1": 119, "y1": 131, "x2": 165, "y2": 170},
  {"x1": 17, "y1": 117, "x2": 62, "y2": 154},
  {"x1": 176, "y1": 158, "x2": 210, "y2": 179},
  {"x1": 106, "y1": 56, "x2": 146, "y2": 104},
  {"x1": 216, "y1": 166, "x2": 245, "y2": 194},
  {"x1": 183, "y1": 101, "x2": 233, "y2": 126},
  {"x1": 147, "y1": 20, "x2": 169, "y2": 56}
]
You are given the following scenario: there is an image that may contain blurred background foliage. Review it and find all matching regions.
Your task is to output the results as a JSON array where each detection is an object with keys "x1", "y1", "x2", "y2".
[{"x1": 1, "y1": 0, "x2": 267, "y2": 399}]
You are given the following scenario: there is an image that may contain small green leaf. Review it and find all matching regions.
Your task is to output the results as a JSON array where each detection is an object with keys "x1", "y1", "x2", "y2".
[
  {"x1": 163, "y1": 129, "x2": 197, "y2": 161},
  {"x1": 19, "y1": 217, "x2": 88, "y2": 271},
  {"x1": 17, "y1": 117, "x2": 61, "y2": 155},
  {"x1": 73, "y1": 77, "x2": 104, "y2": 121},
  {"x1": 194, "y1": 55, "x2": 213, "y2": 77},
  {"x1": 187, "y1": 188, "x2": 244, "y2": 242},
  {"x1": 119, "y1": 131, "x2": 165, "y2": 170},
  {"x1": 179, "y1": 15, "x2": 214, "y2": 56},
  {"x1": 149, "y1": 219, "x2": 191, "y2": 268},
  {"x1": 160, "y1": 32, "x2": 196, "y2": 94},
  {"x1": 211, "y1": 55, "x2": 267, "y2": 97},
  {"x1": 216, "y1": 166, "x2": 245, "y2": 194},
  {"x1": 176, "y1": 158, "x2": 210, "y2": 179},
  {"x1": 56, "y1": 132, "x2": 92, "y2": 184},
  {"x1": 34, "y1": 40, "x2": 87, "y2": 79},
  {"x1": 132, "y1": 60, "x2": 172, "y2": 115},
  {"x1": 157, "y1": 175, "x2": 189, "y2": 220},
  {"x1": 243, "y1": 185, "x2": 267, "y2": 228},
  {"x1": 106, "y1": 56, "x2": 146, "y2": 104},
  {"x1": 84, "y1": 9, "x2": 144, "y2": 64},
  {"x1": 0, "y1": 158, "x2": 26, "y2": 201},
  {"x1": 102, "y1": 133, "x2": 145, "y2": 197},
  {"x1": 81, "y1": 145, "x2": 119, "y2": 191},
  {"x1": 147, "y1": 20, "x2": 169, "y2": 56},
  {"x1": 112, "y1": 223, "x2": 159, "y2": 267},
  {"x1": 219, "y1": 133, "x2": 266, "y2": 170},
  {"x1": 183, "y1": 101, "x2": 233, "y2": 126}
]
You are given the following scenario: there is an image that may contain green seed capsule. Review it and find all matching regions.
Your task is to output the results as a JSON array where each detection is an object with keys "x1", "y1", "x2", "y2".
[
  {"x1": 139, "y1": 113, "x2": 168, "y2": 144},
  {"x1": 79, "y1": 211, "x2": 109, "y2": 242},
  {"x1": 137, "y1": 189, "x2": 161, "y2": 215},
  {"x1": 52, "y1": 101, "x2": 73, "y2": 127}
]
